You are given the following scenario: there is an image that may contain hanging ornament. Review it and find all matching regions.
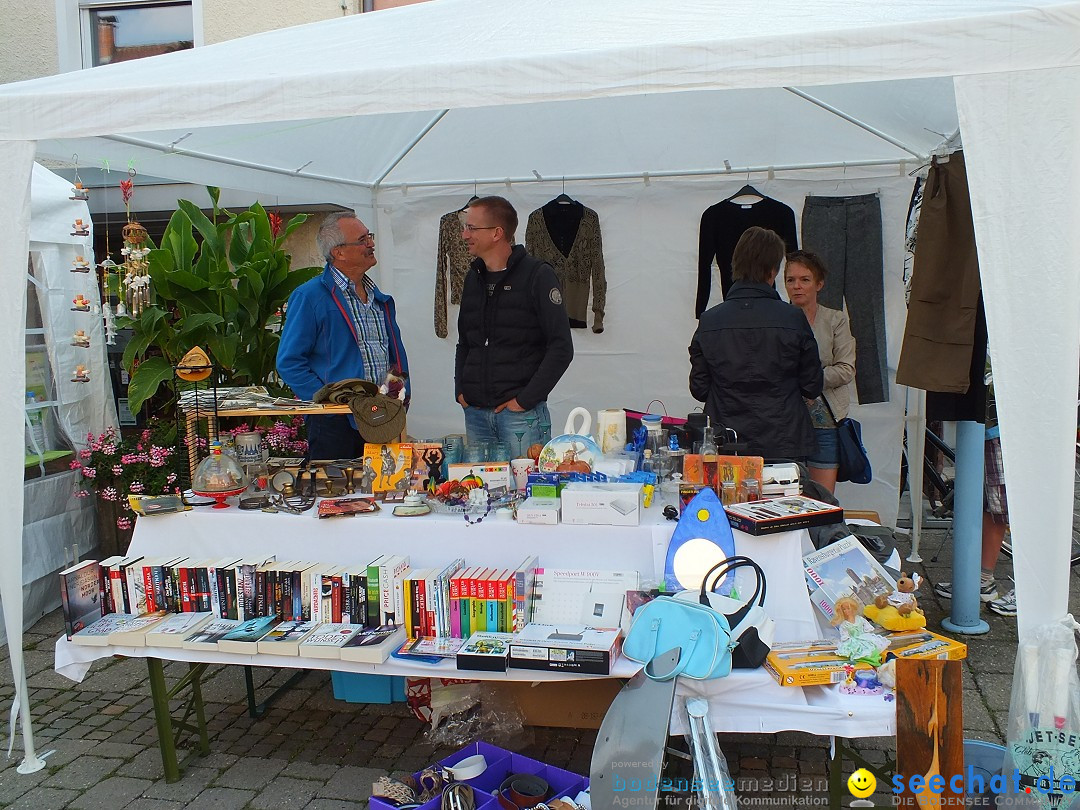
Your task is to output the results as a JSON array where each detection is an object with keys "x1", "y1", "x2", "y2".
[
  {"x1": 118, "y1": 169, "x2": 152, "y2": 318},
  {"x1": 71, "y1": 254, "x2": 91, "y2": 273},
  {"x1": 72, "y1": 330, "x2": 90, "y2": 348},
  {"x1": 72, "y1": 365, "x2": 91, "y2": 383},
  {"x1": 71, "y1": 218, "x2": 90, "y2": 237},
  {"x1": 102, "y1": 302, "x2": 117, "y2": 346},
  {"x1": 71, "y1": 294, "x2": 91, "y2": 312},
  {"x1": 69, "y1": 155, "x2": 90, "y2": 201}
]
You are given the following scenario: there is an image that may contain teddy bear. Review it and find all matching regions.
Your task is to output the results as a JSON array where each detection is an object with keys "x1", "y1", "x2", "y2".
[{"x1": 864, "y1": 571, "x2": 927, "y2": 631}]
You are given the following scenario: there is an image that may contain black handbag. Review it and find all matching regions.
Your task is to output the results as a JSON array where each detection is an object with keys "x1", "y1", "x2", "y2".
[{"x1": 822, "y1": 397, "x2": 872, "y2": 485}]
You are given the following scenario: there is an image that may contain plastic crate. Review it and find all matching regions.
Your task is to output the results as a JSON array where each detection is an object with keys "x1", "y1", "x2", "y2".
[{"x1": 330, "y1": 672, "x2": 406, "y2": 704}]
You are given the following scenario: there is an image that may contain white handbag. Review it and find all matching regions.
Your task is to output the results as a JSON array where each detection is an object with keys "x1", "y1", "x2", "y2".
[{"x1": 675, "y1": 555, "x2": 775, "y2": 668}]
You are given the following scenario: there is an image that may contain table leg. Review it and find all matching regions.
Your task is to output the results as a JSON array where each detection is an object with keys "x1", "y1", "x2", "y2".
[
  {"x1": 828, "y1": 737, "x2": 895, "y2": 810},
  {"x1": 244, "y1": 665, "x2": 308, "y2": 719},
  {"x1": 145, "y1": 657, "x2": 211, "y2": 783}
]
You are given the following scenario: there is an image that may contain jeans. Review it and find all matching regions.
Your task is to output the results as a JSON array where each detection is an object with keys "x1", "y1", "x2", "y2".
[
  {"x1": 807, "y1": 427, "x2": 839, "y2": 470},
  {"x1": 306, "y1": 414, "x2": 365, "y2": 461},
  {"x1": 462, "y1": 402, "x2": 552, "y2": 457}
]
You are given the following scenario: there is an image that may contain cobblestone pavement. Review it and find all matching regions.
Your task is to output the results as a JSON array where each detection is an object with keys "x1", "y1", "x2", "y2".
[{"x1": 0, "y1": 523, "x2": 1077, "y2": 808}]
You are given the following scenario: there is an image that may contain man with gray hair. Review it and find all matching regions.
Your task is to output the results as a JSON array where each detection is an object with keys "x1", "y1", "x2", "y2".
[{"x1": 278, "y1": 212, "x2": 409, "y2": 459}]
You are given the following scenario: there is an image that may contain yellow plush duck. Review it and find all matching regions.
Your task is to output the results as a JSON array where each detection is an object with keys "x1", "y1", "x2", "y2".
[{"x1": 864, "y1": 572, "x2": 927, "y2": 631}]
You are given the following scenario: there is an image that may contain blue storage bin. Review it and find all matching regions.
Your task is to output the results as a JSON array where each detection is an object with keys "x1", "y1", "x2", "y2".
[{"x1": 330, "y1": 672, "x2": 407, "y2": 704}]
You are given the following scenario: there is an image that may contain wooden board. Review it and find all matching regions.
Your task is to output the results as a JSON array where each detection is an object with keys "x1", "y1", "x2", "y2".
[{"x1": 895, "y1": 658, "x2": 965, "y2": 804}]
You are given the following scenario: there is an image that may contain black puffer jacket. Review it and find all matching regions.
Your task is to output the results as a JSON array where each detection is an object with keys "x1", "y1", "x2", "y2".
[
  {"x1": 689, "y1": 282, "x2": 823, "y2": 459},
  {"x1": 455, "y1": 245, "x2": 573, "y2": 409}
]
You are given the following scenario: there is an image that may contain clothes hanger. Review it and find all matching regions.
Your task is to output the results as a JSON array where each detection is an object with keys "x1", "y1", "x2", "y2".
[
  {"x1": 550, "y1": 176, "x2": 575, "y2": 205},
  {"x1": 460, "y1": 182, "x2": 479, "y2": 211},
  {"x1": 725, "y1": 175, "x2": 764, "y2": 203}
]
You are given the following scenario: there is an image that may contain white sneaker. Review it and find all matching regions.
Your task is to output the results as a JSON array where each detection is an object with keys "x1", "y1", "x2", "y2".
[
  {"x1": 988, "y1": 589, "x2": 1017, "y2": 617},
  {"x1": 933, "y1": 579, "x2": 999, "y2": 602}
]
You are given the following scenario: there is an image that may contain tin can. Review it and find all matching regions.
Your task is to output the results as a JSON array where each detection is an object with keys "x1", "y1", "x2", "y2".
[{"x1": 234, "y1": 431, "x2": 264, "y2": 466}]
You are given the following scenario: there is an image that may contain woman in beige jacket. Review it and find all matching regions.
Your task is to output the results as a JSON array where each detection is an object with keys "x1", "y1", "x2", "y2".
[{"x1": 784, "y1": 250, "x2": 857, "y2": 493}]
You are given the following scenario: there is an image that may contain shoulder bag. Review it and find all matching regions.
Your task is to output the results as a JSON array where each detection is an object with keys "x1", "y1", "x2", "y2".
[
  {"x1": 675, "y1": 555, "x2": 775, "y2": 669},
  {"x1": 822, "y1": 396, "x2": 872, "y2": 485},
  {"x1": 623, "y1": 596, "x2": 736, "y2": 682}
]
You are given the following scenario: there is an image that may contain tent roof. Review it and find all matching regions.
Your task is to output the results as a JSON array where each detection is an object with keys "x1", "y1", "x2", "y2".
[{"x1": 2, "y1": 0, "x2": 1078, "y2": 198}]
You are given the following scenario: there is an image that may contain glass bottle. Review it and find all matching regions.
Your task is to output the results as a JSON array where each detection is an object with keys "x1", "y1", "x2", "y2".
[
  {"x1": 721, "y1": 480, "x2": 737, "y2": 506},
  {"x1": 742, "y1": 477, "x2": 761, "y2": 502},
  {"x1": 641, "y1": 449, "x2": 656, "y2": 475},
  {"x1": 700, "y1": 415, "x2": 719, "y2": 456}
]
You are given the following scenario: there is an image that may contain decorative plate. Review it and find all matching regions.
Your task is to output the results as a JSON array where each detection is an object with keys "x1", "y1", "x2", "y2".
[{"x1": 537, "y1": 432, "x2": 603, "y2": 473}]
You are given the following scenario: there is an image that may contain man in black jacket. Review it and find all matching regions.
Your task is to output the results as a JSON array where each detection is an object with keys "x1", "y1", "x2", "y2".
[
  {"x1": 455, "y1": 196, "x2": 573, "y2": 452},
  {"x1": 689, "y1": 226, "x2": 823, "y2": 459}
]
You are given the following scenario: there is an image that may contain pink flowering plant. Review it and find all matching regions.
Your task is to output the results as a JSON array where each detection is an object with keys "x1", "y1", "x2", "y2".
[
  {"x1": 226, "y1": 417, "x2": 308, "y2": 456},
  {"x1": 73, "y1": 420, "x2": 179, "y2": 529}
]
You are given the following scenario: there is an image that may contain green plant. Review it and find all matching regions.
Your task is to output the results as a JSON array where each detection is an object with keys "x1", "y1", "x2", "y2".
[{"x1": 121, "y1": 188, "x2": 320, "y2": 413}]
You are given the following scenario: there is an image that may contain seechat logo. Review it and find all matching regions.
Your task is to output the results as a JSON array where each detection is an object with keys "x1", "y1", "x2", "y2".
[{"x1": 849, "y1": 768, "x2": 877, "y2": 801}]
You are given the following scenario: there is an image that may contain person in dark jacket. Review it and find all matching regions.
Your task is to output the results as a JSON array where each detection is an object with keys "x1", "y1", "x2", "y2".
[
  {"x1": 689, "y1": 226, "x2": 823, "y2": 460},
  {"x1": 455, "y1": 196, "x2": 573, "y2": 452},
  {"x1": 278, "y1": 212, "x2": 409, "y2": 460}
]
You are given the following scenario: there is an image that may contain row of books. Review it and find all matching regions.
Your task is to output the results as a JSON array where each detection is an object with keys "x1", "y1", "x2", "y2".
[
  {"x1": 59, "y1": 552, "x2": 540, "y2": 642},
  {"x1": 401, "y1": 555, "x2": 537, "y2": 641},
  {"x1": 68, "y1": 611, "x2": 406, "y2": 663}
]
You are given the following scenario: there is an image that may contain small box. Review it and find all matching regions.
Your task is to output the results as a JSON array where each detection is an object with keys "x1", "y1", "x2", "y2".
[
  {"x1": 560, "y1": 482, "x2": 643, "y2": 526},
  {"x1": 764, "y1": 641, "x2": 849, "y2": 686},
  {"x1": 509, "y1": 623, "x2": 621, "y2": 675},
  {"x1": 516, "y1": 497, "x2": 560, "y2": 525},
  {"x1": 526, "y1": 471, "x2": 564, "y2": 499},
  {"x1": 724, "y1": 495, "x2": 843, "y2": 535},
  {"x1": 457, "y1": 631, "x2": 514, "y2": 672},
  {"x1": 888, "y1": 629, "x2": 967, "y2": 661},
  {"x1": 449, "y1": 462, "x2": 511, "y2": 490},
  {"x1": 330, "y1": 672, "x2": 407, "y2": 704}
]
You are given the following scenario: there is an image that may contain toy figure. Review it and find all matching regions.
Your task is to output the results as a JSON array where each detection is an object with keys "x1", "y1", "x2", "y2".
[
  {"x1": 72, "y1": 330, "x2": 89, "y2": 347},
  {"x1": 421, "y1": 447, "x2": 446, "y2": 489},
  {"x1": 831, "y1": 596, "x2": 889, "y2": 667},
  {"x1": 864, "y1": 571, "x2": 928, "y2": 631},
  {"x1": 379, "y1": 369, "x2": 408, "y2": 402},
  {"x1": 72, "y1": 294, "x2": 90, "y2": 311},
  {"x1": 72, "y1": 364, "x2": 90, "y2": 382}
]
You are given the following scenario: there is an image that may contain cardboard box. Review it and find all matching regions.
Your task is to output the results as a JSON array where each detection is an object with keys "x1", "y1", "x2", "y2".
[
  {"x1": 492, "y1": 679, "x2": 624, "y2": 729},
  {"x1": 516, "y1": 497, "x2": 560, "y2": 525},
  {"x1": 456, "y1": 631, "x2": 514, "y2": 672},
  {"x1": 888, "y1": 629, "x2": 967, "y2": 661},
  {"x1": 560, "y1": 483, "x2": 643, "y2": 527},
  {"x1": 724, "y1": 495, "x2": 843, "y2": 535},
  {"x1": 509, "y1": 623, "x2": 621, "y2": 675},
  {"x1": 764, "y1": 641, "x2": 849, "y2": 687},
  {"x1": 526, "y1": 472, "x2": 564, "y2": 499},
  {"x1": 448, "y1": 462, "x2": 511, "y2": 491}
]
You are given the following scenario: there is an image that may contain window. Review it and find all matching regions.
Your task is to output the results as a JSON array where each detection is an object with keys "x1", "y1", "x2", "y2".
[{"x1": 83, "y1": 2, "x2": 193, "y2": 67}]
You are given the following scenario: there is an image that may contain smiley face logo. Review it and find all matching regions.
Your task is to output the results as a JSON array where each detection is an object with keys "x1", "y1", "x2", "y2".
[{"x1": 848, "y1": 768, "x2": 876, "y2": 799}]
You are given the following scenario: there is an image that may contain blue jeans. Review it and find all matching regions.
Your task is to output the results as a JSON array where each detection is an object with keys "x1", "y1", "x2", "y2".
[
  {"x1": 306, "y1": 414, "x2": 365, "y2": 461},
  {"x1": 808, "y1": 427, "x2": 839, "y2": 470},
  {"x1": 462, "y1": 402, "x2": 552, "y2": 457}
]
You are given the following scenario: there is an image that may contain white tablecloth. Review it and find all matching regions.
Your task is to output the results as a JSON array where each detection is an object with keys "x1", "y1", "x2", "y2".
[{"x1": 54, "y1": 503, "x2": 894, "y2": 737}]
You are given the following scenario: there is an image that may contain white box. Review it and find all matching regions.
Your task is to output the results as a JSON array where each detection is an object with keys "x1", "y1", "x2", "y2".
[
  {"x1": 448, "y1": 462, "x2": 511, "y2": 491},
  {"x1": 560, "y1": 482, "x2": 643, "y2": 526},
  {"x1": 516, "y1": 497, "x2": 560, "y2": 525}
]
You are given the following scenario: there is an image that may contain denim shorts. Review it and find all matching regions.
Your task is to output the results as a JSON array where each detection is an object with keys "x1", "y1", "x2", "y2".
[{"x1": 808, "y1": 427, "x2": 839, "y2": 470}]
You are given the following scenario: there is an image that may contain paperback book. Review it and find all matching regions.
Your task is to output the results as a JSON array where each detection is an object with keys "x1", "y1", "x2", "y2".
[
  {"x1": 395, "y1": 635, "x2": 465, "y2": 659},
  {"x1": 257, "y1": 620, "x2": 320, "y2": 655},
  {"x1": 297, "y1": 623, "x2": 365, "y2": 659},
  {"x1": 69, "y1": 612, "x2": 166, "y2": 647},
  {"x1": 182, "y1": 618, "x2": 242, "y2": 651},
  {"x1": 144, "y1": 612, "x2": 215, "y2": 648},
  {"x1": 803, "y1": 534, "x2": 897, "y2": 622},
  {"x1": 59, "y1": 560, "x2": 103, "y2": 638},
  {"x1": 217, "y1": 615, "x2": 280, "y2": 653},
  {"x1": 338, "y1": 625, "x2": 406, "y2": 664}
]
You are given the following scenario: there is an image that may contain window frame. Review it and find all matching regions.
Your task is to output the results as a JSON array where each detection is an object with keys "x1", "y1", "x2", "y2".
[{"x1": 55, "y1": 0, "x2": 202, "y2": 73}]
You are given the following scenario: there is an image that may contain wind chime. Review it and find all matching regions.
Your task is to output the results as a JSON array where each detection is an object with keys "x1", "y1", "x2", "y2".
[
  {"x1": 96, "y1": 164, "x2": 118, "y2": 345},
  {"x1": 118, "y1": 169, "x2": 151, "y2": 318}
]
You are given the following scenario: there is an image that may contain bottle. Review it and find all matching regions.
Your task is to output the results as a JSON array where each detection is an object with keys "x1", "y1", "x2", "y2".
[
  {"x1": 641, "y1": 449, "x2": 655, "y2": 474},
  {"x1": 25, "y1": 392, "x2": 47, "y2": 456},
  {"x1": 741, "y1": 477, "x2": 761, "y2": 503},
  {"x1": 721, "y1": 480, "x2": 738, "y2": 506},
  {"x1": 700, "y1": 415, "x2": 719, "y2": 456}
]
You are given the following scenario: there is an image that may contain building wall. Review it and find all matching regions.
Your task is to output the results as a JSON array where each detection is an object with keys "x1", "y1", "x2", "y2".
[
  {"x1": 202, "y1": 0, "x2": 354, "y2": 45},
  {"x1": 372, "y1": 0, "x2": 429, "y2": 8},
  {"x1": 0, "y1": 0, "x2": 59, "y2": 82}
]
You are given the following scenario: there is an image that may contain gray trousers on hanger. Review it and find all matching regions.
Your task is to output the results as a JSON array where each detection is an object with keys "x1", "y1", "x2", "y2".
[{"x1": 802, "y1": 193, "x2": 889, "y2": 404}]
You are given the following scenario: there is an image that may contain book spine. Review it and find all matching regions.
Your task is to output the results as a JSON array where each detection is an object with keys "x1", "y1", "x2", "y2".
[
  {"x1": 416, "y1": 578, "x2": 427, "y2": 637},
  {"x1": 98, "y1": 566, "x2": 113, "y2": 615},
  {"x1": 208, "y1": 567, "x2": 221, "y2": 618},
  {"x1": 378, "y1": 561, "x2": 393, "y2": 625},
  {"x1": 179, "y1": 569, "x2": 192, "y2": 612},
  {"x1": 449, "y1": 574, "x2": 461, "y2": 639},
  {"x1": 109, "y1": 567, "x2": 126, "y2": 614},
  {"x1": 223, "y1": 567, "x2": 236, "y2": 620},
  {"x1": 331, "y1": 575, "x2": 342, "y2": 623},
  {"x1": 402, "y1": 575, "x2": 412, "y2": 638},
  {"x1": 293, "y1": 570, "x2": 304, "y2": 622},
  {"x1": 497, "y1": 574, "x2": 509, "y2": 633},
  {"x1": 340, "y1": 572, "x2": 351, "y2": 624},
  {"x1": 196, "y1": 567, "x2": 212, "y2": 612},
  {"x1": 280, "y1": 569, "x2": 291, "y2": 621},
  {"x1": 153, "y1": 565, "x2": 168, "y2": 615},
  {"x1": 255, "y1": 571, "x2": 267, "y2": 617},
  {"x1": 59, "y1": 573, "x2": 73, "y2": 636},
  {"x1": 355, "y1": 575, "x2": 367, "y2": 628},
  {"x1": 131, "y1": 565, "x2": 148, "y2": 615},
  {"x1": 366, "y1": 563, "x2": 381, "y2": 628}
]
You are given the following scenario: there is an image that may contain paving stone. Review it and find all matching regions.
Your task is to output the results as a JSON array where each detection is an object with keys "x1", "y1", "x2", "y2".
[
  {"x1": 251, "y1": 775, "x2": 321, "y2": 809},
  {"x1": 182, "y1": 786, "x2": 257, "y2": 810},
  {"x1": 302, "y1": 801, "x2": 367, "y2": 810},
  {"x1": 214, "y1": 755, "x2": 288, "y2": 789},
  {"x1": 42, "y1": 756, "x2": 122, "y2": 790},
  {"x1": 318, "y1": 766, "x2": 388, "y2": 801},
  {"x1": 7, "y1": 785, "x2": 80, "y2": 809},
  {"x1": 140, "y1": 765, "x2": 218, "y2": 803},
  {"x1": 123, "y1": 800, "x2": 187, "y2": 810},
  {"x1": 117, "y1": 748, "x2": 167, "y2": 780},
  {"x1": 282, "y1": 761, "x2": 340, "y2": 781},
  {"x1": 67, "y1": 776, "x2": 153, "y2": 810}
]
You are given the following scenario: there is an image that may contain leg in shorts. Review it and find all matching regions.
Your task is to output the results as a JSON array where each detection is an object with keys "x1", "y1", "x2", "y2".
[
  {"x1": 807, "y1": 427, "x2": 840, "y2": 470},
  {"x1": 983, "y1": 435, "x2": 1009, "y2": 523}
]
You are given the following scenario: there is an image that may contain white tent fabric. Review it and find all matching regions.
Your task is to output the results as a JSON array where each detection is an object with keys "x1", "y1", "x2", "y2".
[{"x1": 2, "y1": 0, "x2": 1080, "y2": 768}]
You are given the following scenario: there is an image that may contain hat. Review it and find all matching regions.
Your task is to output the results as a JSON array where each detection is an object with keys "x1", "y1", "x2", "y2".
[{"x1": 312, "y1": 378, "x2": 406, "y2": 444}]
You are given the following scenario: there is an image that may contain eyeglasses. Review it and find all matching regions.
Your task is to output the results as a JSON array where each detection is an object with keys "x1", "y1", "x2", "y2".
[
  {"x1": 462, "y1": 225, "x2": 498, "y2": 233},
  {"x1": 338, "y1": 232, "x2": 375, "y2": 247}
]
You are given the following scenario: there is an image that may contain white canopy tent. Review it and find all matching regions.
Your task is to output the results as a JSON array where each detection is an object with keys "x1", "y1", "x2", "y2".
[{"x1": 2, "y1": 0, "x2": 1079, "y2": 769}]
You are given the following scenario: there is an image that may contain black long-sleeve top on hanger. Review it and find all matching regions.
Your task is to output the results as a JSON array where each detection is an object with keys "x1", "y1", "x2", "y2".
[{"x1": 696, "y1": 196, "x2": 798, "y2": 318}]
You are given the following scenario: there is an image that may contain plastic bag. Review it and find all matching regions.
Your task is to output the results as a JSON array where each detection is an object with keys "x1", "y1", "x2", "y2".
[
  {"x1": 423, "y1": 682, "x2": 530, "y2": 750},
  {"x1": 1002, "y1": 615, "x2": 1080, "y2": 808}
]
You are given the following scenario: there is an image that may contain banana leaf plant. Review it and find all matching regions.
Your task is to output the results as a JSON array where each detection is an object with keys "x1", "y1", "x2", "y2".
[{"x1": 120, "y1": 187, "x2": 321, "y2": 414}]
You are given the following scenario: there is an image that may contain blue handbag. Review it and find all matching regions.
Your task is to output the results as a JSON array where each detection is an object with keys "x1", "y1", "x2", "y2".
[
  {"x1": 623, "y1": 595, "x2": 736, "y2": 681},
  {"x1": 822, "y1": 398, "x2": 872, "y2": 484}
]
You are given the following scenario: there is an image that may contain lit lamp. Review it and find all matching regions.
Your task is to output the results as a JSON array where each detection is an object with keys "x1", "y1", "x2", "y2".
[{"x1": 663, "y1": 487, "x2": 737, "y2": 594}]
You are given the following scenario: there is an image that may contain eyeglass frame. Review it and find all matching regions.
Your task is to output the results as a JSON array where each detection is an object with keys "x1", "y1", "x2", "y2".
[
  {"x1": 462, "y1": 224, "x2": 499, "y2": 233},
  {"x1": 337, "y1": 232, "x2": 376, "y2": 247}
]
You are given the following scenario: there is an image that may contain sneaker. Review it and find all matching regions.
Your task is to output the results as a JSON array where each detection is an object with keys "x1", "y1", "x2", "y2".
[
  {"x1": 988, "y1": 589, "x2": 1017, "y2": 617},
  {"x1": 933, "y1": 579, "x2": 999, "y2": 602}
]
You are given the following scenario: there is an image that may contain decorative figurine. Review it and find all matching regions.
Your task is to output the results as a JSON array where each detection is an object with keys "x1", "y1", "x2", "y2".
[
  {"x1": 72, "y1": 329, "x2": 90, "y2": 348},
  {"x1": 831, "y1": 596, "x2": 889, "y2": 667},
  {"x1": 71, "y1": 255, "x2": 91, "y2": 273},
  {"x1": 71, "y1": 294, "x2": 90, "y2": 311},
  {"x1": 864, "y1": 571, "x2": 927, "y2": 631},
  {"x1": 69, "y1": 182, "x2": 89, "y2": 201},
  {"x1": 72, "y1": 364, "x2": 90, "y2": 383},
  {"x1": 839, "y1": 663, "x2": 885, "y2": 696},
  {"x1": 71, "y1": 219, "x2": 90, "y2": 236}
]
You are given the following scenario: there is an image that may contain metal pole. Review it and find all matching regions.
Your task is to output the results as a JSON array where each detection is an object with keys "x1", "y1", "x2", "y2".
[
  {"x1": 783, "y1": 87, "x2": 928, "y2": 160},
  {"x1": 906, "y1": 388, "x2": 926, "y2": 562},
  {"x1": 941, "y1": 420, "x2": 989, "y2": 635}
]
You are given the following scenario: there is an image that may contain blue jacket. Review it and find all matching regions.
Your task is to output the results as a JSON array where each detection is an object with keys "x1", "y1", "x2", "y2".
[{"x1": 277, "y1": 265, "x2": 410, "y2": 404}]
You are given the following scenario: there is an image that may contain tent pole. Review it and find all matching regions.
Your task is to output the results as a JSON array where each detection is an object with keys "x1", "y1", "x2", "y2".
[
  {"x1": 101, "y1": 135, "x2": 374, "y2": 189},
  {"x1": 906, "y1": 387, "x2": 926, "y2": 562},
  {"x1": 782, "y1": 87, "x2": 927, "y2": 160},
  {"x1": 378, "y1": 158, "x2": 908, "y2": 191},
  {"x1": 372, "y1": 110, "x2": 449, "y2": 189}
]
